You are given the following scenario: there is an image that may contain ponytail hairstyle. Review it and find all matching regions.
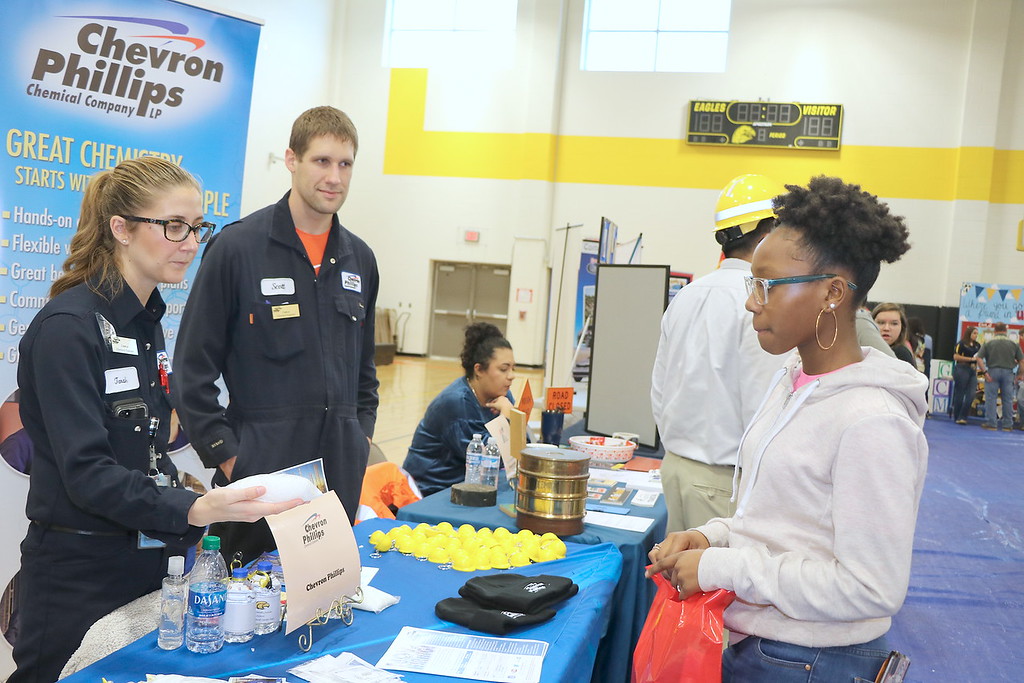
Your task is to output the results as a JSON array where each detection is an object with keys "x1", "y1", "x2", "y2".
[
  {"x1": 51, "y1": 156, "x2": 201, "y2": 298},
  {"x1": 460, "y1": 322, "x2": 512, "y2": 379}
]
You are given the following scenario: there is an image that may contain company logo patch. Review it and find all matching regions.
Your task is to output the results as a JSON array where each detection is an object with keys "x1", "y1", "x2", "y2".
[
  {"x1": 523, "y1": 582, "x2": 548, "y2": 593},
  {"x1": 341, "y1": 272, "x2": 361, "y2": 292}
]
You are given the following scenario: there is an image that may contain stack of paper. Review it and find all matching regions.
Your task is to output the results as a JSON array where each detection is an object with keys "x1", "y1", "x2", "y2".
[{"x1": 289, "y1": 653, "x2": 403, "y2": 683}]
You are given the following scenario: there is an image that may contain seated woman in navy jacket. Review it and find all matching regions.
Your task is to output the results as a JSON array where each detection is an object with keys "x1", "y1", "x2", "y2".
[{"x1": 404, "y1": 322, "x2": 516, "y2": 496}]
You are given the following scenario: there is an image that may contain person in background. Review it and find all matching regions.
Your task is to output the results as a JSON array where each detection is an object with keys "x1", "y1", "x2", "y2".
[
  {"x1": 9, "y1": 157, "x2": 303, "y2": 683},
  {"x1": 951, "y1": 326, "x2": 980, "y2": 424},
  {"x1": 176, "y1": 106, "x2": 379, "y2": 564},
  {"x1": 1016, "y1": 374, "x2": 1024, "y2": 430},
  {"x1": 907, "y1": 316, "x2": 932, "y2": 376},
  {"x1": 855, "y1": 305, "x2": 896, "y2": 358},
  {"x1": 0, "y1": 390, "x2": 31, "y2": 474},
  {"x1": 648, "y1": 176, "x2": 927, "y2": 681},
  {"x1": 873, "y1": 302, "x2": 917, "y2": 367},
  {"x1": 651, "y1": 174, "x2": 785, "y2": 533},
  {"x1": 975, "y1": 322, "x2": 1024, "y2": 431},
  {"x1": 403, "y1": 323, "x2": 515, "y2": 496}
]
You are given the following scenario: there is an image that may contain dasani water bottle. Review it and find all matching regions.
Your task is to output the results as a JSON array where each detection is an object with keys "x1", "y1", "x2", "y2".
[
  {"x1": 464, "y1": 433, "x2": 484, "y2": 485},
  {"x1": 481, "y1": 437, "x2": 501, "y2": 488},
  {"x1": 185, "y1": 535, "x2": 228, "y2": 653}
]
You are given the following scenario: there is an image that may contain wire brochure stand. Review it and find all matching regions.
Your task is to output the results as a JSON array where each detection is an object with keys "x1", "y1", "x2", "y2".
[{"x1": 297, "y1": 587, "x2": 365, "y2": 652}]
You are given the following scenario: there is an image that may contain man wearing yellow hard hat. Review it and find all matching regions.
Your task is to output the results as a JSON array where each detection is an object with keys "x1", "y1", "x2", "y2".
[{"x1": 651, "y1": 174, "x2": 786, "y2": 533}]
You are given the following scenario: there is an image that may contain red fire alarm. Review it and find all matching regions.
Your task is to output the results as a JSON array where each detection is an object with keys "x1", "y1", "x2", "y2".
[{"x1": 464, "y1": 230, "x2": 480, "y2": 243}]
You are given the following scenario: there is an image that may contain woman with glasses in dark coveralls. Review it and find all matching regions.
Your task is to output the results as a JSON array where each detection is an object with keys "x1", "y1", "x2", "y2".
[{"x1": 8, "y1": 157, "x2": 304, "y2": 683}]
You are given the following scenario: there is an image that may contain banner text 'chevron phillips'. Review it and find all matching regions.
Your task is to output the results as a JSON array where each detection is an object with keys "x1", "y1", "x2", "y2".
[{"x1": 28, "y1": 19, "x2": 224, "y2": 119}]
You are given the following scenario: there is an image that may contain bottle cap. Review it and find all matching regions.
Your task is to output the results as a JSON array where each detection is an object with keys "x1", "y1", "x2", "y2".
[
  {"x1": 167, "y1": 555, "x2": 184, "y2": 576},
  {"x1": 257, "y1": 561, "x2": 273, "y2": 571},
  {"x1": 201, "y1": 535, "x2": 221, "y2": 550},
  {"x1": 472, "y1": 433, "x2": 481, "y2": 439},
  {"x1": 232, "y1": 567, "x2": 248, "y2": 578}
]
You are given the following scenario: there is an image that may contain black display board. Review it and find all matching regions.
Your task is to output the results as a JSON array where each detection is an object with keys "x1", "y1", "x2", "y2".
[{"x1": 585, "y1": 264, "x2": 668, "y2": 448}]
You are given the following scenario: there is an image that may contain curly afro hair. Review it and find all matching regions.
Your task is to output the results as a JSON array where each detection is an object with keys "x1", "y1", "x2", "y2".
[
  {"x1": 773, "y1": 176, "x2": 911, "y2": 304},
  {"x1": 460, "y1": 322, "x2": 512, "y2": 378}
]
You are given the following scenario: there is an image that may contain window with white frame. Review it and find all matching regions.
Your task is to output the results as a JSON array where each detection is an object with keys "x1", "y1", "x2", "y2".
[
  {"x1": 383, "y1": 0, "x2": 518, "y2": 69},
  {"x1": 581, "y1": 0, "x2": 731, "y2": 73}
]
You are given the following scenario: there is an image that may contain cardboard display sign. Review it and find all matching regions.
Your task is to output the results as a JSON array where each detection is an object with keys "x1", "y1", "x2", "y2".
[
  {"x1": 265, "y1": 490, "x2": 360, "y2": 634},
  {"x1": 545, "y1": 387, "x2": 574, "y2": 414}
]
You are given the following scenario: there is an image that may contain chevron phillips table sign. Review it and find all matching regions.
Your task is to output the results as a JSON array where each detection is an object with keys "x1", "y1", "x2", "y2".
[{"x1": 266, "y1": 490, "x2": 361, "y2": 634}]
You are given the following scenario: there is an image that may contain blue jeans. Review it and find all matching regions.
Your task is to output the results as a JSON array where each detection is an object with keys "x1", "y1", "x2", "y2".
[
  {"x1": 722, "y1": 634, "x2": 890, "y2": 682},
  {"x1": 951, "y1": 363, "x2": 976, "y2": 421},
  {"x1": 984, "y1": 367, "x2": 1015, "y2": 429}
]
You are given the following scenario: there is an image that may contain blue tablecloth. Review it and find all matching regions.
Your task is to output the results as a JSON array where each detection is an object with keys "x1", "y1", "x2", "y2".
[
  {"x1": 62, "y1": 518, "x2": 622, "y2": 683},
  {"x1": 396, "y1": 478, "x2": 668, "y2": 683}
]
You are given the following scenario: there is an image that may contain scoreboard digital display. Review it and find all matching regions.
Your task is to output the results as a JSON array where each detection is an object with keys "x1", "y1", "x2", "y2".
[{"x1": 686, "y1": 100, "x2": 843, "y2": 150}]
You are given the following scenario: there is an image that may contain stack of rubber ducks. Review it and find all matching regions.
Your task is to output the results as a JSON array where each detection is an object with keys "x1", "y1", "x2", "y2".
[{"x1": 367, "y1": 522, "x2": 568, "y2": 571}]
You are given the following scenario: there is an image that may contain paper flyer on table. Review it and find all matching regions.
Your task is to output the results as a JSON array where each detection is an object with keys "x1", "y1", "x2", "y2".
[
  {"x1": 485, "y1": 415, "x2": 516, "y2": 477},
  {"x1": 265, "y1": 490, "x2": 360, "y2": 634},
  {"x1": 376, "y1": 626, "x2": 548, "y2": 683},
  {"x1": 585, "y1": 510, "x2": 655, "y2": 533}
]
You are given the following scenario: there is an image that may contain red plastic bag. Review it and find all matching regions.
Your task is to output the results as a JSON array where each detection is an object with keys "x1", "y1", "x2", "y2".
[{"x1": 632, "y1": 572, "x2": 736, "y2": 683}]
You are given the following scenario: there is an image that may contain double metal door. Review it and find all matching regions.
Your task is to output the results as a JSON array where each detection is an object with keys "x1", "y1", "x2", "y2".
[{"x1": 428, "y1": 262, "x2": 510, "y2": 358}]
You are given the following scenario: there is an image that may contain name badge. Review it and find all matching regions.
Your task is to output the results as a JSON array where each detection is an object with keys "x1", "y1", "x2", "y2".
[
  {"x1": 261, "y1": 277, "x2": 296, "y2": 296},
  {"x1": 272, "y1": 303, "x2": 300, "y2": 319},
  {"x1": 111, "y1": 336, "x2": 138, "y2": 355},
  {"x1": 341, "y1": 272, "x2": 361, "y2": 292},
  {"x1": 105, "y1": 367, "x2": 140, "y2": 394}
]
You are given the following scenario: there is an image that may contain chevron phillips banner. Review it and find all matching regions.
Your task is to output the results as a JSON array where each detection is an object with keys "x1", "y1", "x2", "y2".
[{"x1": 0, "y1": 0, "x2": 261, "y2": 672}]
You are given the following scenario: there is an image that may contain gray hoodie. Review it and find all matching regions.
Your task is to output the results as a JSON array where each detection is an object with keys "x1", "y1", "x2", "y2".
[{"x1": 695, "y1": 347, "x2": 928, "y2": 648}]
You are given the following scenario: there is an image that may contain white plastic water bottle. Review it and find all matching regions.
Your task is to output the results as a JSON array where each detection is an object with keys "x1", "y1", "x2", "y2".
[
  {"x1": 465, "y1": 433, "x2": 484, "y2": 485},
  {"x1": 248, "y1": 560, "x2": 283, "y2": 635},
  {"x1": 157, "y1": 555, "x2": 187, "y2": 650},
  {"x1": 481, "y1": 437, "x2": 501, "y2": 488},
  {"x1": 185, "y1": 535, "x2": 228, "y2": 653},
  {"x1": 223, "y1": 567, "x2": 256, "y2": 643}
]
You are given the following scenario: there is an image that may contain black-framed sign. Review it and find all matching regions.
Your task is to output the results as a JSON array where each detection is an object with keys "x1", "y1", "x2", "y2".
[{"x1": 686, "y1": 100, "x2": 843, "y2": 150}]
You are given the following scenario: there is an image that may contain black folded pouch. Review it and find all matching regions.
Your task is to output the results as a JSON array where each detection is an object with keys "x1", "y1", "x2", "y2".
[
  {"x1": 435, "y1": 597, "x2": 556, "y2": 635},
  {"x1": 458, "y1": 574, "x2": 579, "y2": 613}
]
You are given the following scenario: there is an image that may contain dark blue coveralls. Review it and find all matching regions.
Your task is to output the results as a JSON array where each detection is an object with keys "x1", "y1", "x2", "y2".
[
  {"x1": 11, "y1": 279, "x2": 203, "y2": 683},
  {"x1": 176, "y1": 192, "x2": 379, "y2": 564}
]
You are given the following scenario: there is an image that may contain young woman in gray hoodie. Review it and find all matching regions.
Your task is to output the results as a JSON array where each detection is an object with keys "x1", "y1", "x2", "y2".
[{"x1": 647, "y1": 175, "x2": 926, "y2": 682}]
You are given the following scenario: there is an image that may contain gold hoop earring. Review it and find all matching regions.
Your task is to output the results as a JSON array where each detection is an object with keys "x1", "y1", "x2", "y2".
[{"x1": 815, "y1": 307, "x2": 838, "y2": 350}]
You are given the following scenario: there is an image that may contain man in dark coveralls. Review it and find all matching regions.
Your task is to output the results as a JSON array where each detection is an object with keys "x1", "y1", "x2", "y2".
[{"x1": 176, "y1": 106, "x2": 379, "y2": 562}]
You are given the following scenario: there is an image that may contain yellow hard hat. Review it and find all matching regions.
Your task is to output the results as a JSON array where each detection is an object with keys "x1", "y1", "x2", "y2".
[{"x1": 713, "y1": 174, "x2": 786, "y2": 244}]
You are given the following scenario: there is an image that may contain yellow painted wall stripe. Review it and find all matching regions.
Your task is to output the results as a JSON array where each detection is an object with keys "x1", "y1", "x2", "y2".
[{"x1": 384, "y1": 69, "x2": 1024, "y2": 204}]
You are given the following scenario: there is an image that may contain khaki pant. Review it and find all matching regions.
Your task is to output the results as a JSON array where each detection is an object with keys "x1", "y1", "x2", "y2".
[{"x1": 661, "y1": 451, "x2": 736, "y2": 533}]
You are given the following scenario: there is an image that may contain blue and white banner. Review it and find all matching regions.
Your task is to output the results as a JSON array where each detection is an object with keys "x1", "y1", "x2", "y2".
[
  {"x1": 0, "y1": 0, "x2": 262, "y2": 388},
  {"x1": 958, "y1": 282, "x2": 1024, "y2": 324},
  {"x1": 0, "y1": 3, "x2": 261, "y2": 667},
  {"x1": 957, "y1": 281, "x2": 1024, "y2": 343}
]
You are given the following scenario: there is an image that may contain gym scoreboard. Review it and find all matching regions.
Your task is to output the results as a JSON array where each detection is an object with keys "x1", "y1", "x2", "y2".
[{"x1": 686, "y1": 100, "x2": 843, "y2": 150}]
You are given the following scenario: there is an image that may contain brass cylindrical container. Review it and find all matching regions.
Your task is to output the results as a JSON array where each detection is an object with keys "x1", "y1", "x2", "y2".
[{"x1": 515, "y1": 447, "x2": 590, "y2": 535}]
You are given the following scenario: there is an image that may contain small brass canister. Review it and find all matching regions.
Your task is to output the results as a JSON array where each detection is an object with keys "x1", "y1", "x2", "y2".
[{"x1": 516, "y1": 447, "x2": 590, "y2": 535}]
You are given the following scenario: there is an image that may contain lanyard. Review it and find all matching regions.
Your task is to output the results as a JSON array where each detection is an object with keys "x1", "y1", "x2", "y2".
[
  {"x1": 147, "y1": 416, "x2": 169, "y2": 487},
  {"x1": 139, "y1": 416, "x2": 169, "y2": 550}
]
